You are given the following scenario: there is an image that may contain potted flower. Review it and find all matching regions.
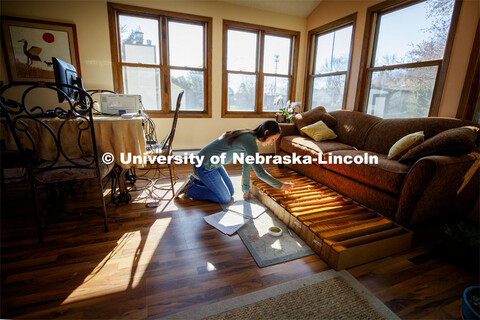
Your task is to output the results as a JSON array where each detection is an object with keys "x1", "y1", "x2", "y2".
[
  {"x1": 273, "y1": 96, "x2": 302, "y2": 123},
  {"x1": 463, "y1": 286, "x2": 480, "y2": 319}
]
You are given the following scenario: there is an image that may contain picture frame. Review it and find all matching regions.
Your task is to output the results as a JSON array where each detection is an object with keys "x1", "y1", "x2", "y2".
[{"x1": 1, "y1": 16, "x2": 81, "y2": 82}]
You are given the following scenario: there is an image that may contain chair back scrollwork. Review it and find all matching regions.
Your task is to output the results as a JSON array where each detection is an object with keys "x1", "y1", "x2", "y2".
[{"x1": 0, "y1": 82, "x2": 101, "y2": 180}]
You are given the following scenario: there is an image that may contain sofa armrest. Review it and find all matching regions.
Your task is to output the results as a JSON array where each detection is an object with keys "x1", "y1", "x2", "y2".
[
  {"x1": 275, "y1": 123, "x2": 299, "y2": 155},
  {"x1": 395, "y1": 152, "x2": 480, "y2": 225}
]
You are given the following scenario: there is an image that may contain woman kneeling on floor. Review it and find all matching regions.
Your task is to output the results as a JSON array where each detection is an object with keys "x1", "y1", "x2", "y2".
[{"x1": 175, "y1": 120, "x2": 294, "y2": 204}]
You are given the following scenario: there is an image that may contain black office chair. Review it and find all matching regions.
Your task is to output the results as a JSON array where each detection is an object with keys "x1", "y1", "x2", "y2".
[{"x1": 0, "y1": 82, "x2": 114, "y2": 242}]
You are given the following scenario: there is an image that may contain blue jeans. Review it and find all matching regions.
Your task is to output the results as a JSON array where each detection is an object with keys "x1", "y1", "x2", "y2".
[{"x1": 186, "y1": 164, "x2": 234, "y2": 204}]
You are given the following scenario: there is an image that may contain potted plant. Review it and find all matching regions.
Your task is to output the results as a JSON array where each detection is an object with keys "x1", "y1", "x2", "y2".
[
  {"x1": 273, "y1": 95, "x2": 301, "y2": 123},
  {"x1": 463, "y1": 286, "x2": 480, "y2": 319},
  {"x1": 441, "y1": 220, "x2": 479, "y2": 269}
]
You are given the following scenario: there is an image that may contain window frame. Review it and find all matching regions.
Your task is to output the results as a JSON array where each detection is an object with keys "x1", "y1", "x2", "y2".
[
  {"x1": 222, "y1": 20, "x2": 300, "y2": 118},
  {"x1": 457, "y1": 19, "x2": 479, "y2": 122},
  {"x1": 304, "y1": 13, "x2": 356, "y2": 111},
  {"x1": 354, "y1": 0, "x2": 462, "y2": 117},
  {"x1": 107, "y1": 2, "x2": 212, "y2": 118}
]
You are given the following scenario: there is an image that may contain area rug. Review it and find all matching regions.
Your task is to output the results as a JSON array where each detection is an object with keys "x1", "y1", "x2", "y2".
[
  {"x1": 237, "y1": 210, "x2": 314, "y2": 267},
  {"x1": 162, "y1": 269, "x2": 399, "y2": 320}
]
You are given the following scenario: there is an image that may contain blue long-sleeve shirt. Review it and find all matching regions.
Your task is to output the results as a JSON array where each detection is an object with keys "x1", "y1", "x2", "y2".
[{"x1": 197, "y1": 133, "x2": 283, "y2": 191}]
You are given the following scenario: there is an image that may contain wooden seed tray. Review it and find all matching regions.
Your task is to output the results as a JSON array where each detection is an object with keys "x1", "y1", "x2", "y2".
[{"x1": 250, "y1": 168, "x2": 413, "y2": 270}]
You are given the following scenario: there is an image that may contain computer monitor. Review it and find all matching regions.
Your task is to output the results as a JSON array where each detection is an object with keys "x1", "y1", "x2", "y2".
[{"x1": 52, "y1": 57, "x2": 84, "y2": 104}]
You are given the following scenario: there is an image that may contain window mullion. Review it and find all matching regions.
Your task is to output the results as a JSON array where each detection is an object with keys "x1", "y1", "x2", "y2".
[
  {"x1": 313, "y1": 70, "x2": 348, "y2": 77},
  {"x1": 256, "y1": 30, "x2": 264, "y2": 114},
  {"x1": 311, "y1": 34, "x2": 318, "y2": 76},
  {"x1": 305, "y1": 33, "x2": 317, "y2": 110},
  {"x1": 160, "y1": 16, "x2": 170, "y2": 112},
  {"x1": 226, "y1": 70, "x2": 257, "y2": 75},
  {"x1": 288, "y1": 34, "x2": 296, "y2": 103},
  {"x1": 263, "y1": 72, "x2": 290, "y2": 77},
  {"x1": 368, "y1": 60, "x2": 442, "y2": 72},
  {"x1": 170, "y1": 66, "x2": 206, "y2": 72},
  {"x1": 368, "y1": 12, "x2": 381, "y2": 70},
  {"x1": 114, "y1": 12, "x2": 124, "y2": 94},
  {"x1": 120, "y1": 62, "x2": 162, "y2": 68},
  {"x1": 203, "y1": 21, "x2": 208, "y2": 114}
]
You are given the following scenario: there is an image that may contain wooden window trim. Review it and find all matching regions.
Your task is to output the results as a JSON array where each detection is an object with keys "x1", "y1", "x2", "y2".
[
  {"x1": 221, "y1": 20, "x2": 300, "y2": 118},
  {"x1": 303, "y1": 13, "x2": 357, "y2": 111},
  {"x1": 354, "y1": 0, "x2": 462, "y2": 116},
  {"x1": 457, "y1": 19, "x2": 480, "y2": 121},
  {"x1": 107, "y1": 2, "x2": 212, "y2": 118}
]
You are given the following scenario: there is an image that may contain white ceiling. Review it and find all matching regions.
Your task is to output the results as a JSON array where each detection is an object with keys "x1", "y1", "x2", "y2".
[{"x1": 217, "y1": 0, "x2": 323, "y2": 17}]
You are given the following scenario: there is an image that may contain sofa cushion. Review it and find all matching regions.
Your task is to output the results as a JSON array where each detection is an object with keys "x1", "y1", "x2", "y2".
[
  {"x1": 363, "y1": 117, "x2": 479, "y2": 155},
  {"x1": 323, "y1": 150, "x2": 411, "y2": 194},
  {"x1": 280, "y1": 135, "x2": 356, "y2": 158},
  {"x1": 329, "y1": 110, "x2": 382, "y2": 149},
  {"x1": 399, "y1": 126, "x2": 479, "y2": 164},
  {"x1": 300, "y1": 120, "x2": 337, "y2": 141},
  {"x1": 388, "y1": 131, "x2": 424, "y2": 160},
  {"x1": 292, "y1": 106, "x2": 337, "y2": 136}
]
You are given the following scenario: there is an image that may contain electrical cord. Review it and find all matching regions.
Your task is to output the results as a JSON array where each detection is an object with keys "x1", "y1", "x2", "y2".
[{"x1": 140, "y1": 101, "x2": 158, "y2": 147}]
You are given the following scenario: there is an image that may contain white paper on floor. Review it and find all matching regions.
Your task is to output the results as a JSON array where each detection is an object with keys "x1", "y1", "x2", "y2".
[
  {"x1": 204, "y1": 198, "x2": 268, "y2": 235},
  {"x1": 203, "y1": 210, "x2": 250, "y2": 235}
]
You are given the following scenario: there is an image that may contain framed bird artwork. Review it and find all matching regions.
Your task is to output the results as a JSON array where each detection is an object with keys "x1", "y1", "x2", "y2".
[{"x1": 1, "y1": 16, "x2": 81, "y2": 82}]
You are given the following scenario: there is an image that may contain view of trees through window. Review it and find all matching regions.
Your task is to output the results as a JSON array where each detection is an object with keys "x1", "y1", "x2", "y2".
[
  {"x1": 120, "y1": 15, "x2": 161, "y2": 110},
  {"x1": 226, "y1": 29, "x2": 257, "y2": 112},
  {"x1": 365, "y1": 0, "x2": 455, "y2": 118},
  {"x1": 309, "y1": 24, "x2": 353, "y2": 111},
  {"x1": 168, "y1": 21, "x2": 205, "y2": 111},
  {"x1": 113, "y1": 2, "x2": 455, "y2": 118},
  {"x1": 117, "y1": 12, "x2": 208, "y2": 112},
  {"x1": 224, "y1": 23, "x2": 297, "y2": 115}
]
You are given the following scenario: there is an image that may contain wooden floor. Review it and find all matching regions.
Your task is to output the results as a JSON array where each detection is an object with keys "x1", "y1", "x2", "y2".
[{"x1": 1, "y1": 164, "x2": 477, "y2": 319}]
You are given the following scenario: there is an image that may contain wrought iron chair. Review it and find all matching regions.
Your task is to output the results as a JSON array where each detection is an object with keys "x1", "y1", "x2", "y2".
[
  {"x1": 144, "y1": 91, "x2": 184, "y2": 201},
  {"x1": 0, "y1": 82, "x2": 114, "y2": 242}
]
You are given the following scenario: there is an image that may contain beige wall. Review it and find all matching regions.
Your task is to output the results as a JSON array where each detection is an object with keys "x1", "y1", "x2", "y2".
[
  {"x1": 306, "y1": 0, "x2": 480, "y2": 117},
  {"x1": 1, "y1": 0, "x2": 478, "y2": 150},
  {"x1": 0, "y1": 0, "x2": 307, "y2": 151}
]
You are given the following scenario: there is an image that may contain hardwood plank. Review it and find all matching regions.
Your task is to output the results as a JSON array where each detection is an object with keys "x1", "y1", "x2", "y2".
[{"x1": 1, "y1": 164, "x2": 477, "y2": 319}]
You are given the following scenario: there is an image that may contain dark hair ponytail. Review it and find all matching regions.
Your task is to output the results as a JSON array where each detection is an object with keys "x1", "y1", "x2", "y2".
[{"x1": 222, "y1": 120, "x2": 281, "y2": 145}]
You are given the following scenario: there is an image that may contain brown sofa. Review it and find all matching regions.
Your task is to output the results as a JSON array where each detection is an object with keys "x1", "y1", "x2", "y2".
[{"x1": 275, "y1": 110, "x2": 480, "y2": 225}]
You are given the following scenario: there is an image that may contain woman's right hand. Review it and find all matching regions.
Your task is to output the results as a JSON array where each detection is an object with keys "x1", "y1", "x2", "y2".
[{"x1": 281, "y1": 182, "x2": 294, "y2": 192}]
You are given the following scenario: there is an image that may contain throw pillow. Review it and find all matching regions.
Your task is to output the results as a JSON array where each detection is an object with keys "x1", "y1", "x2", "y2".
[
  {"x1": 399, "y1": 126, "x2": 480, "y2": 163},
  {"x1": 387, "y1": 131, "x2": 425, "y2": 160},
  {"x1": 300, "y1": 120, "x2": 338, "y2": 142},
  {"x1": 292, "y1": 106, "x2": 337, "y2": 136}
]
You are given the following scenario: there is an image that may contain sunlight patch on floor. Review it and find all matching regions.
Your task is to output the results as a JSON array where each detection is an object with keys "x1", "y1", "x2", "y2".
[
  {"x1": 61, "y1": 217, "x2": 171, "y2": 305},
  {"x1": 206, "y1": 262, "x2": 217, "y2": 272},
  {"x1": 253, "y1": 214, "x2": 274, "y2": 237},
  {"x1": 270, "y1": 239, "x2": 283, "y2": 250}
]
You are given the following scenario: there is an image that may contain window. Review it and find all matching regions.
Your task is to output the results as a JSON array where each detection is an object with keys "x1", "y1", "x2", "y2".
[
  {"x1": 222, "y1": 21, "x2": 300, "y2": 118},
  {"x1": 457, "y1": 19, "x2": 479, "y2": 124},
  {"x1": 108, "y1": 3, "x2": 212, "y2": 117},
  {"x1": 356, "y1": 0, "x2": 461, "y2": 118},
  {"x1": 305, "y1": 14, "x2": 355, "y2": 112}
]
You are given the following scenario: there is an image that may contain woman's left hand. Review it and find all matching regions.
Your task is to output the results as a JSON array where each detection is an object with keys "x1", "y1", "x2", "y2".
[{"x1": 243, "y1": 190, "x2": 251, "y2": 200}]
